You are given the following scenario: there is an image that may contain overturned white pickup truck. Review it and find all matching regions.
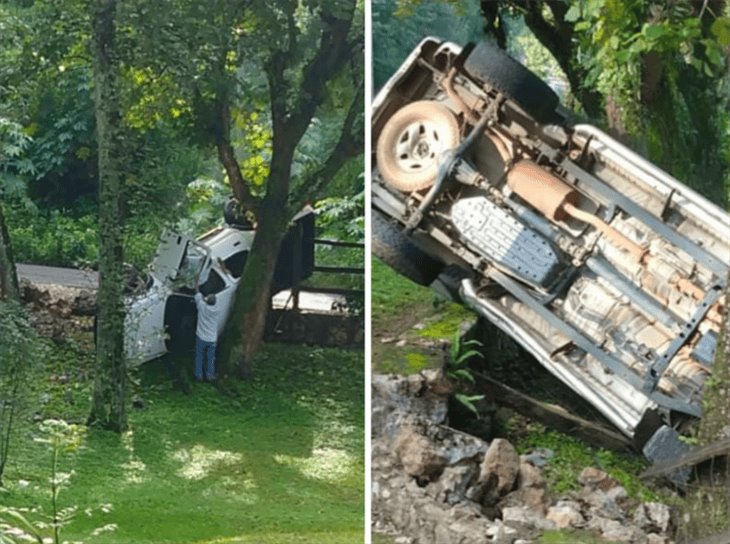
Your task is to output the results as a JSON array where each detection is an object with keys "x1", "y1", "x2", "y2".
[
  {"x1": 372, "y1": 38, "x2": 730, "y2": 459},
  {"x1": 124, "y1": 208, "x2": 314, "y2": 364}
]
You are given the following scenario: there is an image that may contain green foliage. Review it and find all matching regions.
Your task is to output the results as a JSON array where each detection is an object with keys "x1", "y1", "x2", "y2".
[
  {"x1": 0, "y1": 118, "x2": 34, "y2": 184},
  {"x1": 0, "y1": 300, "x2": 42, "y2": 370},
  {"x1": 6, "y1": 208, "x2": 97, "y2": 267},
  {"x1": 418, "y1": 303, "x2": 473, "y2": 339},
  {"x1": 315, "y1": 186, "x2": 364, "y2": 243},
  {"x1": 306, "y1": 185, "x2": 365, "y2": 301},
  {"x1": 564, "y1": 0, "x2": 729, "y2": 200},
  {"x1": 540, "y1": 530, "x2": 622, "y2": 544},
  {"x1": 445, "y1": 332, "x2": 484, "y2": 417},
  {"x1": 0, "y1": 419, "x2": 116, "y2": 544},
  {"x1": 0, "y1": 301, "x2": 43, "y2": 484},
  {"x1": 516, "y1": 425, "x2": 656, "y2": 501},
  {"x1": 372, "y1": 0, "x2": 483, "y2": 89}
]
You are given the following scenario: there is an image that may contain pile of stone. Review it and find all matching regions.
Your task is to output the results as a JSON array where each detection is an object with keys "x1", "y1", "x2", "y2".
[
  {"x1": 19, "y1": 279, "x2": 96, "y2": 341},
  {"x1": 372, "y1": 372, "x2": 676, "y2": 544}
]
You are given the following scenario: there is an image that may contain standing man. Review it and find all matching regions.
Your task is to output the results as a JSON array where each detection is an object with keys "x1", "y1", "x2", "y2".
[{"x1": 194, "y1": 283, "x2": 221, "y2": 382}]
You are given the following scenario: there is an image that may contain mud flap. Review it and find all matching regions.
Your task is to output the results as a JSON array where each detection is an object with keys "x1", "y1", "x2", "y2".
[
  {"x1": 642, "y1": 425, "x2": 692, "y2": 485},
  {"x1": 273, "y1": 209, "x2": 315, "y2": 292}
]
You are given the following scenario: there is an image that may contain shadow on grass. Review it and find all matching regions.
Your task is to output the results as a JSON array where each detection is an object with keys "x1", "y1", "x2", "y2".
[{"x1": 4, "y1": 343, "x2": 364, "y2": 544}]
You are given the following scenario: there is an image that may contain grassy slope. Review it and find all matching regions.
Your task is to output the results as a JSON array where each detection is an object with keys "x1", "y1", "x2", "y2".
[
  {"x1": 2, "y1": 342, "x2": 364, "y2": 544},
  {"x1": 372, "y1": 257, "x2": 473, "y2": 374}
]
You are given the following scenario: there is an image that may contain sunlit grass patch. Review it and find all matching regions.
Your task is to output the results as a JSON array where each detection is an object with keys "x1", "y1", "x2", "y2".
[
  {"x1": 172, "y1": 444, "x2": 244, "y2": 480},
  {"x1": 274, "y1": 447, "x2": 356, "y2": 483},
  {"x1": 3, "y1": 342, "x2": 364, "y2": 543}
]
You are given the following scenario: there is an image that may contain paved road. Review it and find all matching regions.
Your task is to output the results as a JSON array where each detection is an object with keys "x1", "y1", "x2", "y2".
[
  {"x1": 17, "y1": 263, "x2": 99, "y2": 289},
  {"x1": 17, "y1": 263, "x2": 349, "y2": 313},
  {"x1": 272, "y1": 289, "x2": 349, "y2": 313}
]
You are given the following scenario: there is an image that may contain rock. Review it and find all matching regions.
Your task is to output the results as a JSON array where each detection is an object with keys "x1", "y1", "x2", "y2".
[
  {"x1": 72, "y1": 289, "x2": 97, "y2": 315},
  {"x1": 428, "y1": 464, "x2": 476, "y2": 505},
  {"x1": 646, "y1": 533, "x2": 672, "y2": 544},
  {"x1": 579, "y1": 488, "x2": 624, "y2": 520},
  {"x1": 371, "y1": 373, "x2": 449, "y2": 439},
  {"x1": 521, "y1": 448, "x2": 554, "y2": 469},
  {"x1": 500, "y1": 460, "x2": 548, "y2": 514},
  {"x1": 489, "y1": 524, "x2": 515, "y2": 544},
  {"x1": 578, "y1": 466, "x2": 619, "y2": 490},
  {"x1": 606, "y1": 485, "x2": 628, "y2": 502},
  {"x1": 546, "y1": 501, "x2": 585, "y2": 529},
  {"x1": 502, "y1": 505, "x2": 556, "y2": 532},
  {"x1": 478, "y1": 438, "x2": 520, "y2": 496},
  {"x1": 394, "y1": 427, "x2": 447, "y2": 478},
  {"x1": 517, "y1": 460, "x2": 545, "y2": 489},
  {"x1": 633, "y1": 502, "x2": 674, "y2": 534},
  {"x1": 587, "y1": 516, "x2": 647, "y2": 542}
]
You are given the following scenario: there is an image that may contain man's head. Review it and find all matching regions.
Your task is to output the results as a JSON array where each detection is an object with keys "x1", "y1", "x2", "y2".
[{"x1": 205, "y1": 294, "x2": 216, "y2": 305}]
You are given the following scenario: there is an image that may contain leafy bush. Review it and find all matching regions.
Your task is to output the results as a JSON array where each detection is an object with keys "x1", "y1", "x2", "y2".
[
  {"x1": 6, "y1": 207, "x2": 98, "y2": 267},
  {"x1": 0, "y1": 301, "x2": 44, "y2": 485}
]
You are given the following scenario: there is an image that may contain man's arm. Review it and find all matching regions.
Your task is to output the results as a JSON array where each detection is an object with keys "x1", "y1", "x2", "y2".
[{"x1": 218, "y1": 257, "x2": 231, "y2": 276}]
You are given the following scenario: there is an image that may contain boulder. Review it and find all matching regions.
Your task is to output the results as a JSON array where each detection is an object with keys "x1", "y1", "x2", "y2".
[
  {"x1": 478, "y1": 438, "x2": 520, "y2": 496},
  {"x1": 578, "y1": 466, "x2": 619, "y2": 491},
  {"x1": 633, "y1": 502, "x2": 674, "y2": 535},
  {"x1": 394, "y1": 427, "x2": 448, "y2": 479},
  {"x1": 502, "y1": 505, "x2": 555, "y2": 532},
  {"x1": 587, "y1": 516, "x2": 647, "y2": 543},
  {"x1": 427, "y1": 464, "x2": 476, "y2": 505},
  {"x1": 579, "y1": 488, "x2": 624, "y2": 521},
  {"x1": 500, "y1": 460, "x2": 549, "y2": 514},
  {"x1": 546, "y1": 500, "x2": 585, "y2": 529}
]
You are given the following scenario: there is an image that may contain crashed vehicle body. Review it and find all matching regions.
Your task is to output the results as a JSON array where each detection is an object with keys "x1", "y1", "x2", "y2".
[
  {"x1": 372, "y1": 38, "x2": 730, "y2": 454},
  {"x1": 124, "y1": 208, "x2": 314, "y2": 364}
]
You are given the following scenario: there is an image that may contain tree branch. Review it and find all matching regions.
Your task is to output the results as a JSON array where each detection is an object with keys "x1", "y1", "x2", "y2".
[
  {"x1": 480, "y1": 1, "x2": 507, "y2": 48},
  {"x1": 290, "y1": 86, "x2": 364, "y2": 208},
  {"x1": 212, "y1": 95, "x2": 260, "y2": 213},
  {"x1": 504, "y1": 0, "x2": 603, "y2": 118},
  {"x1": 276, "y1": 3, "x2": 359, "y2": 146}
]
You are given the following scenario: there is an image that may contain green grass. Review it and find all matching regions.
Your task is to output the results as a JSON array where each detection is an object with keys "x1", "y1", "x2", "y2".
[
  {"x1": 371, "y1": 257, "x2": 435, "y2": 331},
  {"x1": 515, "y1": 424, "x2": 655, "y2": 502},
  {"x1": 540, "y1": 530, "x2": 621, "y2": 543},
  {"x1": 372, "y1": 257, "x2": 473, "y2": 375},
  {"x1": 2, "y1": 341, "x2": 364, "y2": 544}
]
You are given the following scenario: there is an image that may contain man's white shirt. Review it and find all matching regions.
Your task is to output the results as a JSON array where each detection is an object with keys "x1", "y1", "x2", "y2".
[{"x1": 194, "y1": 292, "x2": 221, "y2": 342}]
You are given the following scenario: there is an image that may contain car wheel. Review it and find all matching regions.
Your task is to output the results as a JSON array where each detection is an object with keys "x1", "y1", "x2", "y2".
[
  {"x1": 224, "y1": 198, "x2": 252, "y2": 229},
  {"x1": 376, "y1": 100, "x2": 460, "y2": 192},
  {"x1": 462, "y1": 40, "x2": 559, "y2": 124},
  {"x1": 372, "y1": 211, "x2": 442, "y2": 286}
]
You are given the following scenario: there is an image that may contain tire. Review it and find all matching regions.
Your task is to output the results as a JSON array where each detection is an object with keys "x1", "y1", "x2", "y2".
[
  {"x1": 376, "y1": 101, "x2": 460, "y2": 192},
  {"x1": 223, "y1": 198, "x2": 252, "y2": 229},
  {"x1": 372, "y1": 211, "x2": 442, "y2": 286},
  {"x1": 462, "y1": 40, "x2": 559, "y2": 124}
]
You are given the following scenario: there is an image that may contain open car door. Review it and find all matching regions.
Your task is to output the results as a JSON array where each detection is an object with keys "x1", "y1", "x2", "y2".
[{"x1": 151, "y1": 232, "x2": 192, "y2": 283}]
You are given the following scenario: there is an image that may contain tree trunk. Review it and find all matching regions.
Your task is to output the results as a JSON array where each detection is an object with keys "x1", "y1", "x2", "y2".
[
  {"x1": 0, "y1": 204, "x2": 19, "y2": 301},
  {"x1": 218, "y1": 199, "x2": 289, "y2": 378},
  {"x1": 213, "y1": 2, "x2": 359, "y2": 377},
  {"x1": 88, "y1": 0, "x2": 127, "y2": 432},
  {"x1": 483, "y1": 0, "x2": 604, "y2": 119}
]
